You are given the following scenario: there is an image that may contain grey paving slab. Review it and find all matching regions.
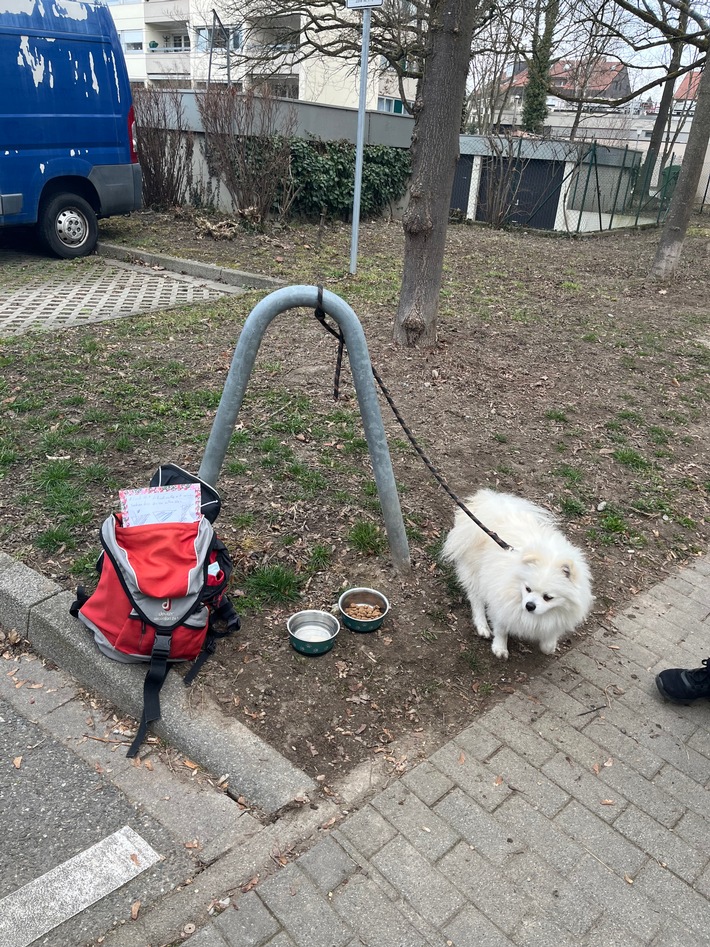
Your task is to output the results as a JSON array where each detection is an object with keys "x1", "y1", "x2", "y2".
[
  {"x1": 439, "y1": 841, "x2": 535, "y2": 936},
  {"x1": 370, "y1": 781, "x2": 460, "y2": 861},
  {"x1": 213, "y1": 891, "x2": 281, "y2": 947},
  {"x1": 632, "y1": 858, "x2": 710, "y2": 939},
  {"x1": 444, "y1": 904, "x2": 515, "y2": 947},
  {"x1": 297, "y1": 836, "x2": 358, "y2": 894},
  {"x1": 553, "y1": 799, "x2": 647, "y2": 877},
  {"x1": 256, "y1": 864, "x2": 351, "y2": 947},
  {"x1": 427, "y1": 741, "x2": 513, "y2": 812},
  {"x1": 540, "y1": 750, "x2": 630, "y2": 823},
  {"x1": 476, "y1": 703, "x2": 557, "y2": 767},
  {"x1": 370, "y1": 835, "x2": 465, "y2": 927},
  {"x1": 335, "y1": 803, "x2": 398, "y2": 858},
  {"x1": 433, "y1": 787, "x2": 525, "y2": 865},
  {"x1": 400, "y1": 759, "x2": 455, "y2": 806},
  {"x1": 493, "y1": 794, "x2": 586, "y2": 875},
  {"x1": 612, "y1": 804, "x2": 707, "y2": 884},
  {"x1": 331, "y1": 874, "x2": 429, "y2": 947},
  {"x1": 568, "y1": 853, "x2": 664, "y2": 941}
]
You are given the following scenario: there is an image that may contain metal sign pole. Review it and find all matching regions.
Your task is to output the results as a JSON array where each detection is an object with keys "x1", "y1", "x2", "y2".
[{"x1": 349, "y1": 6, "x2": 371, "y2": 275}]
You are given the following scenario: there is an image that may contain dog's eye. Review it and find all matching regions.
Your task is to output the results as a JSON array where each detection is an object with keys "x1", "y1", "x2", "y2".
[
  {"x1": 543, "y1": 594, "x2": 553, "y2": 602},
  {"x1": 525, "y1": 586, "x2": 531, "y2": 593}
]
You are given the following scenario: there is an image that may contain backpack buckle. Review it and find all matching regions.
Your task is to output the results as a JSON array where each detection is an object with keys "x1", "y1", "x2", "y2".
[{"x1": 152, "y1": 632, "x2": 172, "y2": 658}]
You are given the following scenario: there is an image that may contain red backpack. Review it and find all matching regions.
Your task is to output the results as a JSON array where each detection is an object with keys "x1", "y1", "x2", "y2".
[{"x1": 71, "y1": 465, "x2": 239, "y2": 757}]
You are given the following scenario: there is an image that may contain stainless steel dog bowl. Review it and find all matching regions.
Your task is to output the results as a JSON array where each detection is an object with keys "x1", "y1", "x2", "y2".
[
  {"x1": 287, "y1": 610, "x2": 340, "y2": 655},
  {"x1": 338, "y1": 587, "x2": 390, "y2": 633}
]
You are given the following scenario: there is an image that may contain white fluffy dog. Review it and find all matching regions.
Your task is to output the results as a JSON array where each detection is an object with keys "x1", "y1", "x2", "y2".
[{"x1": 442, "y1": 489, "x2": 593, "y2": 660}]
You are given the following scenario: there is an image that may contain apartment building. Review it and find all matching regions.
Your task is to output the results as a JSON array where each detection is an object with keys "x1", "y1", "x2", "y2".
[{"x1": 107, "y1": 0, "x2": 414, "y2": 113}]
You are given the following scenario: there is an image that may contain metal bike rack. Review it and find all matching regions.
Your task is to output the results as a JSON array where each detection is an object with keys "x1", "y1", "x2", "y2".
[{"x1": 199, "y1": 285, "x2": 411, "y2": 573}]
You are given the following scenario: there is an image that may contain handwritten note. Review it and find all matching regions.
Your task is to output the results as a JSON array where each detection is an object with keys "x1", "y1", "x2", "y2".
[{"x1": 119, "y1": 484, "x2": 201, "y2": 527}]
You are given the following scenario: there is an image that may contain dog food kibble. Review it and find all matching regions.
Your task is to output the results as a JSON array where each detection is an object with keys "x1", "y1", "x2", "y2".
[{"x1": 345, "y1": 603, "x2": 383, "y2": 620}]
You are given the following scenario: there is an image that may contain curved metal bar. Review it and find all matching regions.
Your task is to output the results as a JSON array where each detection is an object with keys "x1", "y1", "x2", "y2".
[{"x1": 199, "y1": 286, "x2": 411, "y2": 573}]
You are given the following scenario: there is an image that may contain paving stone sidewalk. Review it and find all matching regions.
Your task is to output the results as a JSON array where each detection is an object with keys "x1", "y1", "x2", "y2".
[{"x1": 181, "y1": 553, "x2": 710, "y2": 947}]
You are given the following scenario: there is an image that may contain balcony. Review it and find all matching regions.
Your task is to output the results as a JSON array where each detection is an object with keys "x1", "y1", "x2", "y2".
[{"x1": 145, "y1": 48, "x2": 191, "y2": 77}]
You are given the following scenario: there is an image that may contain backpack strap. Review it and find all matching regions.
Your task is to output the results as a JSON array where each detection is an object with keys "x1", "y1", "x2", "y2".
[
  {"x1": 69, "y1": 586, "x2": 91, "y2": 618},
  {"x1": 126, "y1": 629, "x2": 172, "y2": 759},
  {"x1": 183, "y1": 597, "x2": 240, "y2": 687}
]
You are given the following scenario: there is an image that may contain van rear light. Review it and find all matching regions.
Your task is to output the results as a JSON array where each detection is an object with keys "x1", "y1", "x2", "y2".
[{"x1": 128, "y1": 104, "x2": 138, "y2": 163}]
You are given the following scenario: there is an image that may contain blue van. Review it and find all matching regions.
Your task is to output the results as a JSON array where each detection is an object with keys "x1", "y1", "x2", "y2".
[{"x1": 0, "y1": 0, "x2": 142, "y2": 257}]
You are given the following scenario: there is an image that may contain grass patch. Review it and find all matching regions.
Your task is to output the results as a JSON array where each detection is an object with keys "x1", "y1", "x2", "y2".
[
  {"x1": 613, "y1": 447, "x2": 651, "y2": 470},
  {"x1": 240, "y1": 564, "x2": 302, "y2": 608},
  {"x1": 348, "y1": 520, "x2": 386, "y2": 556}
]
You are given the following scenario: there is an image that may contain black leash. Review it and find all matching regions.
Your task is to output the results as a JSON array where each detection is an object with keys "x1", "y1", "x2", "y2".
[{"x1": 313, "y1": 287, "x2": 512, "y2": 552}]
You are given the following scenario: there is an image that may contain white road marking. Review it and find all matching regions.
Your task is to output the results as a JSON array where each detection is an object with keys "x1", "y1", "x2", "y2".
[{"x1": 0, "y1": 825, "x2": 161, "y2": 947}]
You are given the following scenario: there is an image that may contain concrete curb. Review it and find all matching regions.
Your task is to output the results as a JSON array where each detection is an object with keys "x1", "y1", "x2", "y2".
[
  {"x1": 97, "y1": 242, "x2": 286, "y2": 292},
  {"x1": 0, "y1": 551, "x2": 316, "y2": 814}
]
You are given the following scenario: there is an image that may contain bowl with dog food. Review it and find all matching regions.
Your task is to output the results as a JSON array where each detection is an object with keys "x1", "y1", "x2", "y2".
[
  {"x1": 287, "y1": 610, "x2": 340, "y2": 656},
  {"x1": 338, "y1": 587, "x2": 390, "y2": 633}
]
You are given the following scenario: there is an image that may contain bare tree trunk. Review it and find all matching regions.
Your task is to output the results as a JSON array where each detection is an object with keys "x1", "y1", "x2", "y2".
[
  {"x1": 649, "y1": 61, "x2": 710, "y2": 280},
  {"x1": 394, "y1": 0, "x2": 486, "y2": 348},
  {"x1": 635, "y1": 14, "x2": 687, "y2": 202}
]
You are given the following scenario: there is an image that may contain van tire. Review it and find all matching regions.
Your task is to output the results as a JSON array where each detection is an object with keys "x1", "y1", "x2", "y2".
[{"x1": 38, "y1": 193, "x2": 98, "y2": 258}]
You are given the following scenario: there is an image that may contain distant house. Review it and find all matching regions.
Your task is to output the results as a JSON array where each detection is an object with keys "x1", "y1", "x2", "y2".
[
  {"x1": 673, "y1": 71, "x2": 700, "y2": 114},
  {"x1": 507, "y1": 58, "x2": 632, "y2": 109}
]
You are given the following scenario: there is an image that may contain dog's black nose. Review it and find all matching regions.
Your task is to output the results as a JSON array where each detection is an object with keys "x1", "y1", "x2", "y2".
[{"x1": 525, "y1": 601, "x2": 536, "y2": 612}]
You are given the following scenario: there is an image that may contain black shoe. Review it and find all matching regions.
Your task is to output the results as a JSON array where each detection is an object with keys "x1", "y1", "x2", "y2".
[{"x1": 656, "y1": 659, "x2": 710, "y2": 703}]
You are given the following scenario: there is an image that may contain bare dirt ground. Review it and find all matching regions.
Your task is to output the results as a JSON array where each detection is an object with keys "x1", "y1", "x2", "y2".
[{"x1": 1, "y1": 210, "x2": 708, "y2": 788}]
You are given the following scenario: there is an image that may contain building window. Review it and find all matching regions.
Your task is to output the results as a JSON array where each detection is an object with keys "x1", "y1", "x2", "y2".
[
  {"x1": 172, "y1": 34, "x2": 190, "y2": 50},
  {"x1": 195, "y1": 26, "x2": 242, "y2": 52},
  {"x1": 120, "y1": 29, "x2": 144, "y2": 52},
  {"x1": 377, "y1": 96, "x2": 405, "y2": 115}
]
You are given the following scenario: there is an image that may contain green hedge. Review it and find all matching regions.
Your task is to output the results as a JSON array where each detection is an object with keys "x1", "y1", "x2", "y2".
[{"x1": 286, "y1": 138, "x2": 410, "y2": 220}]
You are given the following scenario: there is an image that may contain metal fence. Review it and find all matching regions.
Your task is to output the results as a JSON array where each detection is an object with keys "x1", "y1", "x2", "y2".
[{"x1": 564, "y1": 141, "x2": 678, "y2": 232}]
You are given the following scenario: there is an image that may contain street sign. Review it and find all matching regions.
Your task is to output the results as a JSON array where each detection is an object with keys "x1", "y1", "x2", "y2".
[{"x1": 346, "y1": 0, "x2": 383, "y2": 8}]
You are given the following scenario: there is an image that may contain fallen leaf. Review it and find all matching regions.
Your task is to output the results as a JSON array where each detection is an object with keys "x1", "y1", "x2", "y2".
[
  {"x1": 184, "y1": 839, "x2": 201, "y2": 850},
  {"x1": 458, "y1": 750, "x2": 466, "y2": 764},
  {"x1": 144, "y1": 759, "x2": 154, "y2": 771},
  {"x1": 494, "y1": 775, "x2": 504, "y2": 786},
  {"x1": 130, "y1": 853, "x2": 141, "y2": 866},
  {"x1": 592, "y1": 763, "x2": 601, "y2": 775},
  {"x1": 182, "y1": 759, "x2": 199, "y2": 770},
  {"x1": 241, "y1": 875, "x2": 259, "y2": 893},
  {"x1": 12, "y1": 756, "x2": 22, "y2": 769},
  {"x1": 624, "y1": 873, "x2": 634, "y2": 885},
  {"x1": 131, "y1": 901, "x2": 141, "y2": 920},
  {"x1": 600, "y1": 799, "x2": 615, "y2": 806},
  {"x1": 603, "y1": 757, "x2": 613, "y2": 767}
]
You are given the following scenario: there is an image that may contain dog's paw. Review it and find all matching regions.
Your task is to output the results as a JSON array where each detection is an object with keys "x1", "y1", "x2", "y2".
[
  {"x1": 475, "y1": 625, "x2": 492, "y2": 640},
  {"x1": 491, "y1": 640, "x2": 509, "y2": 660},
  {"x1": 539, "y1": 640, "x2": 558, "y2": 655}
]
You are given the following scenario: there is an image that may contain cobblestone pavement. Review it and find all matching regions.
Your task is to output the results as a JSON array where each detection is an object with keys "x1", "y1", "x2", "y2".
[
  {"x1": 99, "y1": 552, "x2": 708, "y2": 947},
  {"x1": 0, "y1": 249, "x2": 240, "y2": 336}
]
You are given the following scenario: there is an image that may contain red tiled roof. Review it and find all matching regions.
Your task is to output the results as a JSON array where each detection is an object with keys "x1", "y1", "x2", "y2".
[
  {"x1": 674, "y1": 70, "x2": 701, "y2": 101},
  {"x1": 509, "y1": 58, "x2": 627, "y2": 96}
]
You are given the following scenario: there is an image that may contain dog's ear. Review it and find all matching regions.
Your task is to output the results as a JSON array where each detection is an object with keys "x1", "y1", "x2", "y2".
[
  {"x1": 521, "y1": 552, "x2": 540, "y2": 566},
  {"x1": 561, "y1": 562, "x2": 574, "y2": 580}
]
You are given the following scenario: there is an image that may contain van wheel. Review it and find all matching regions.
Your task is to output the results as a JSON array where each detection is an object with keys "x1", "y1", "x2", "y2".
[{"x1": 38, "y1": 193, "x2": 98, "y2": 258}]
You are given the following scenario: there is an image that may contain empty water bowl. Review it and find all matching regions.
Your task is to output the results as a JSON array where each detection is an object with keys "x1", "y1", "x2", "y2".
[
  {"x1": 338, "y1": 587, "x2": 390, "y2": 633},
  {"x1": 287, "y1": 610, "x2": 340, "y2": 656}
]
